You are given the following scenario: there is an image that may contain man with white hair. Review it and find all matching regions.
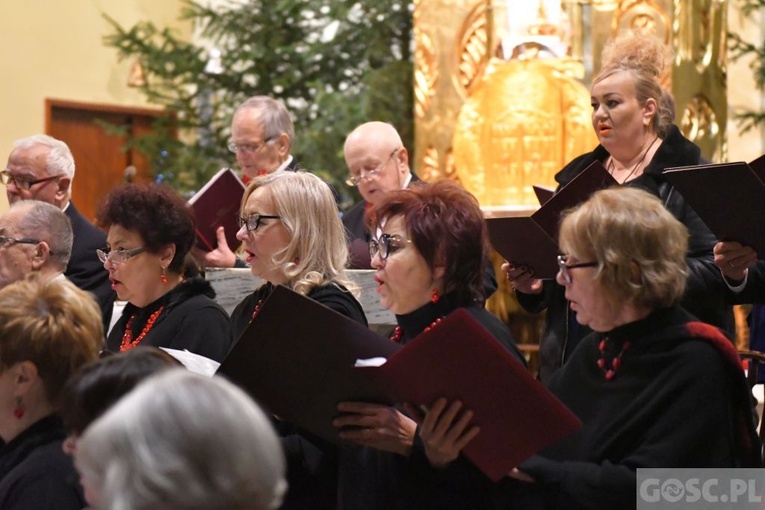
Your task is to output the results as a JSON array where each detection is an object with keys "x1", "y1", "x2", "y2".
[
  {"x1": 2, "y1": 135, "x2": 114, "y2": 328},
  {"x1": 342, "y1": 122, "x2": 416, "y2": 268},
  {"x1": 0, "y1": 200, "x2": 72, "y2": 288}
]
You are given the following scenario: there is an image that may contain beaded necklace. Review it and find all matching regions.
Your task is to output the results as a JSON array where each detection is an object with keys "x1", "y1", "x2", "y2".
[
  {"x1": 389, "y1": 317, "x2": 443, "y2": 344},
  {"x1": 251, "y1": 299, "x2": 264, "y2": 320},
  {"x1": 597, "y1": 337, "x2": 631, "y2": 381},
  {"x1": 120, "y1": 306, "x2": 164, "y2": 351}
]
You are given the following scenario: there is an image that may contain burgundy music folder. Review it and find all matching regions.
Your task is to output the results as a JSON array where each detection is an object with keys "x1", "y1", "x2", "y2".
[
  {"x1": 188, "y1": 168, "x2": 245, "y2": 252},
  {"x1": 664, "y1": 159, "x2": 765, "y2": 257},
  {"x1": 218, "y1": 286, "x2": 581, "y2": 482},
  {"x1": 487, "y1": 161, "x2": 617, "y2": 279}
]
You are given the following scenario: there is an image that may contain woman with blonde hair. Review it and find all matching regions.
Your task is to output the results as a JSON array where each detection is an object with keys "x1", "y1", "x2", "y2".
[
  {"x1": 230, "y1": 171, "x2": 365, "y2": 338},
  {"x1": 229, "y1": 170, "x2": 366, "y2": 509},
  {"x1": 505, "y1": 31, "x2": 728, "y2": 382},
  {"x1": 0, "y1": 275, "x2": 102, "y2": 509}
]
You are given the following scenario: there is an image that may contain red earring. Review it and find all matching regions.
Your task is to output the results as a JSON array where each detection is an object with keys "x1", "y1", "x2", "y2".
[
  {"x1": 431, "y1": 289, "x2": 440, "y2": 303},
  {"x1": 13, "y1": 398, "x2": 23, "y2": 419},
  {"x1": 160, "y1": 267, "x2": 168, "y2": 286}
]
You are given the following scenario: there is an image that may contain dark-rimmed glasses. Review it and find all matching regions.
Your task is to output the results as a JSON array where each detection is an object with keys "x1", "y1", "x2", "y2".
[
  {"x1": 369, "y1": 233, "x2": 412, "y2": 261},
  {"x1": 96, "y1": 247, "x2": 146, "y2": 265},
  {"x1": 0, "y1": 236, "x2": 40, "y2": 248},
  {"x1": 227, "y1": 136, "x2": 278, "y2": 154},
  {"x1": 0, "y1": 171, "x2": 63, "y2": 191},
  {"x1": 557, "y1": 254, "x2": 598, "y2": 284},
  {"x1": 345, "y1": 148, "x2": 400, "y2": 186},
  {"x1": 238, "y1": 213, "x2": 281, "y2": 232}
]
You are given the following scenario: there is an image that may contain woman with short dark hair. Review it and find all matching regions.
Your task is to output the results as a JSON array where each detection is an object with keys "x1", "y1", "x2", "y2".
[
  {"x1": 97, "y1": 183, "x2": 231, "y2": 361},
  {"x1": 334, "y1": 180, "x2": 523, "y2": 509}
]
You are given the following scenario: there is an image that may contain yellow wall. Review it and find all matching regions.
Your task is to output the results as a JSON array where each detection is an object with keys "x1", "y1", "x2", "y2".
[{"x1": 0, "y1": 0, "x2": 189, "y2": 211}]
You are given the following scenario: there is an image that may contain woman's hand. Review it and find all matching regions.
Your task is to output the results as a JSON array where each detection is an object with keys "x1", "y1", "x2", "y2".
[
  {"x1": 334, "y1": 401, "x2": 417, "y2": 456},
  {"x1": 501, "y1": 262, "x2": 543, "y2": 294},
  {"x1": 414, "y1": 398, "x2": 480, "y2": 469},
  {"x1": 713, "y1": 241, "x2": 756, "y2": 283}
]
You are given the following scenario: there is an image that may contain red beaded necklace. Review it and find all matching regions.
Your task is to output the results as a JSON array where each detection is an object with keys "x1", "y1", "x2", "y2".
[
  {"x1": 251, "y1": 299, "x2": 264, "y2": 320},
  {"x1": 120, "y1": 306, "x2": 164, "y2": 351},
  {"x1": 597, "y1": 337, "x2": 631, "y2": 381},
  {"x1": 389, "y1": 317, "x2": 443, "y2": 344}
]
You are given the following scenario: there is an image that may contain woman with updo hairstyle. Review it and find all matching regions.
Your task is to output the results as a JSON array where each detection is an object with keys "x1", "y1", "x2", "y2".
[
  {"x1": 0, "y1": 275, "x2": 102, "y2": 509},
  {"x1": 488, "y1": 187, "x2": 760, "y2": 508},
  {"x1": 75, "y1": 370, "x2": 287, "y2": 510},
  {"x1": 505, "y1": 30, "x2": 729, "y2": 382},
  {"x1": 333, "y1": 180, "x2": 523, "y2": 510},
  {"x1": 97, "y1": 183, "x2": 231, "y2": 361}
]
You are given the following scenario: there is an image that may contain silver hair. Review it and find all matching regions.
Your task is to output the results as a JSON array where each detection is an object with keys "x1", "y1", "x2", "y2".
[
  {"x1": 234, "y1": 96, "x2": 295, "y2": 146},
  {"x1": 76, "y1": 370, "x2": 287, "y2": 510},
  {"x1": 10, "y1": 200, "x2": 73, "y2": 269},
  {"x1": 12, "y1": 134, "x2": 75, "y2": 195}
]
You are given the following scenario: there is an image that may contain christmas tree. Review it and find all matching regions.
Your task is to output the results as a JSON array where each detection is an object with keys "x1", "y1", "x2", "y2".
[{"x1": 104, "y1": 0, "x2": 413, "y2": 206}]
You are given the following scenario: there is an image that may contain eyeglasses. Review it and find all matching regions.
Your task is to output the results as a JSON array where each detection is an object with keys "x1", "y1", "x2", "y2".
[
  {"x1": 0, "y1": 171, "x2": 63, "y2": 191},
  {"x1": 227, "y1": 136, "x2": 278, "y2": 154},
  {"x1": 237, "y1": 213, "x2": 281, "y2": 232},
  {"x1": 369, "y1": 233, "x2": 412, "y2": 261},
  {"x1": 557, "y1": 255, "x2": 598, "y2": 284},
  {"x1": 96, "y1": 247, "x2": 146, "y2": 265},
  {"x1": 0, "y1": 236, "x2": 40, "y2": 248},
  {"x1": 345, "y1": 148, "x2": 400, "y2": 186}
]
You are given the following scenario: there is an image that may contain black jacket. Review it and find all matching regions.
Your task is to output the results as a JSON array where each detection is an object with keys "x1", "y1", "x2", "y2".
[
  {"x1": 0, "y1": 415, "x2": 85, "y2": 510},
  {"x1": 107, "y1": 277, "x2": 232, "y2": 361},
  {"x1": 64, "y1": 202, "x2": 116, "y2": 331},
  {"x1": 517, "y1": 125, "x2": 731, "y2": 382}
]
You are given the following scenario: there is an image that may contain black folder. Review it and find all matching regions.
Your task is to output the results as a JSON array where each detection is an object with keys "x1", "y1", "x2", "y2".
[
  {"x1": 664, "y1": 160, "x2": 765, "y2": 256},
  {"x1": 487, "y1": 161, "x2": 617, "y2": 279}
]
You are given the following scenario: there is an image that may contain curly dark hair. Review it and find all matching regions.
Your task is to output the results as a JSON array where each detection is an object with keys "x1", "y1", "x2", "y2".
[
  {"x1": 367, "y1": 180, "x2": 489, "y2": 306},
  {"x1": 96, "y1": 183, "x2": 195, "y2": 273}
]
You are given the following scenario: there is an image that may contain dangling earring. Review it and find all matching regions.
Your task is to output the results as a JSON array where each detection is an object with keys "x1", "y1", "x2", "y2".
[
  {"x1": 13, "y1": 397, "x2": 23, "y2": 420},
  {"x1": 160, "y1": 267, "x2": 168, "y2": 286},
  {"x1": 431, "y1": 289, "x2": 440, "y2": 303}
]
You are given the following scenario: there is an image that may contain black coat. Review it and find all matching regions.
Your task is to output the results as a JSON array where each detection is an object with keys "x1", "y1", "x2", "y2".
[
  {"x1": 64, "y1": 202, "x2": 116, "y2": 331},
  {"x1": 0, "y1": 415, "x2": 85, "y2": 510},
  {"x1": 517, "y1": 125, "x2": 731, "y2": 382},
  {"x1": 502, "y1": 307, "x2": 761, "y2": 509},
  {"x1": 107, "y1": 277, "x2": 232, "y2": 361}
]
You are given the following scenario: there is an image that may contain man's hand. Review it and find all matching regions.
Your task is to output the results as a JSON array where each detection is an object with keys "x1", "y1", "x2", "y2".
[
  {"x1": 713, "y1": 241, "x2": 756, "y2": 284},
  {"x1": 199, "y1": 226, "x2": 239, "y2": 268}
]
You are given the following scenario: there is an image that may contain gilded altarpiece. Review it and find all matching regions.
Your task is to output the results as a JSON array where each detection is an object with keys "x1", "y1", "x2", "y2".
[
  {"x1": 414, "y1": 0, "x2": 727, "y2": 197},
  {"x1": 413, "y1": 0, "x2": 729, "y2": 360}
]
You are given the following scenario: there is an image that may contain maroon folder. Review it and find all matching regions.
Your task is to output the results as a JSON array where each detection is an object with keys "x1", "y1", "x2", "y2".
[
  {"x1": 188, "y1": 168, "x2": 245, "y2": 252},
  {"x1": 218, "y1": 286, "x2": 581, "y2": 482},
  {"x1": 664, "y1": 159, "x2": 765, "y2": 257},
  {"x1": 487, "y1": 161, "x2": 617, "y2": 279}
]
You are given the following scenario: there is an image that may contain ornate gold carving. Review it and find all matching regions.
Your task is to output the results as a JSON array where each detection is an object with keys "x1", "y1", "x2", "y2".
[
  {"x1": 452, "y1": 58, "x2": 597, "y2": 207},
  {"x1": 452, "y1": 0, "x2": 491, "y2": 99},
  {"x1": 680, "y1": 94, "x2": 724, "y2": 161},
  {"x1": 419, "y1": 146, "x2": 443, "y2": 183},
  {"x1": 613, "y1": 0, "x2": 671, "y2": 45},
  {"x1": 415, "y1": 27, "x2": 439, "y2": 119}
]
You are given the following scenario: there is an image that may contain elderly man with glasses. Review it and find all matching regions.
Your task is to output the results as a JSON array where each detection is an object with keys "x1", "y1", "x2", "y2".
[
  {"x1": 3, "y1": 135, "x2": 114, "y2": 330},
  {"x1": 201, "y1": 95, "x2": 339, "y2": 269},
  {"x1": 0, "y1": 200, "x2": 72, "y2": 289},
  {"x1": 342, "y1": 122, "x2": 417, "y2": 269}
]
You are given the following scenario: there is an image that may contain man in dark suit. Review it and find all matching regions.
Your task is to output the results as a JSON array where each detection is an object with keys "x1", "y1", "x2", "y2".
[
  {"x1": 3, "y1": 135, "x2": 115, "y2": 330},
  {"x1": 342, "y1": 122, "x2": 416, "y2": 269}
]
